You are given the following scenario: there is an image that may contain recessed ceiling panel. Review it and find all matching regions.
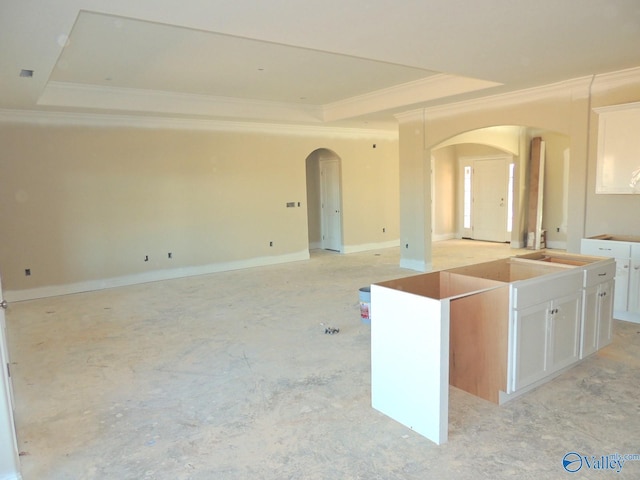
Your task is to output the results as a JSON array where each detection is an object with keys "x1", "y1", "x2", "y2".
[{"x1": 51, "y1": 11, "x2": 440, "y2": 105}]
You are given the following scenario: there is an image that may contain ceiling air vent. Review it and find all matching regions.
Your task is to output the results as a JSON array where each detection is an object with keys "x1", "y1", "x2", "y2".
[{"x1": 19, "y1": 69, "x2": 34, "y2": 78}]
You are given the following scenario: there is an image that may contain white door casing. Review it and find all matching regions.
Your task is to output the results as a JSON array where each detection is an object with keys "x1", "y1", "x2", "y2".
[
  {"x1": 320, "y1": 158, "x2": 342, "y2": 252},
  {"x1": 0, "y1": 275, "x2": 20, "y2": 479},
  {"x1": 472, "y1": 157, "x2": 509, "y2": 242}
]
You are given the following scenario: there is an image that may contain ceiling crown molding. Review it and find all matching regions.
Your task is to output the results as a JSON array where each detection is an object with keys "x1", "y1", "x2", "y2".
[
  {"x1": 38, "y1": 81, "x2": 325, "y2": 123},
  {"x1": 0, "y1": 108, "x2": 398, "y2": 139},
  {"x1": 420, "y1": 76, "x2": 594, "y2": 120},
  {"x1": 323, "y1": 74, "x2": 501, "y2": 121},
  {"x1": 590, "y1": 66, "x2": 640, "y2": 93},
  {"x1": 593, "y1": 101, "x2": 640, "y2": 114}
]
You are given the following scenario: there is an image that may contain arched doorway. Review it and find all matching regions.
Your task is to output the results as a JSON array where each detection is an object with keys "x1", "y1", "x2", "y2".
[
  {"x1": 430, "y1": 126, "x2": 570, "y2": 250},
  {"x1": 305, "y1": 149, "x2": 343, "y2": 252}
]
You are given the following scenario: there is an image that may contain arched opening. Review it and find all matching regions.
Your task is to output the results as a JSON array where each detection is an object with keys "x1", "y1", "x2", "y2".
[
  {"x1": 430, "y1": 125, "x2": 570, "y2": 250},
  {"x1": 305, "y1": 148, "x2": 343, "y2": 252}
]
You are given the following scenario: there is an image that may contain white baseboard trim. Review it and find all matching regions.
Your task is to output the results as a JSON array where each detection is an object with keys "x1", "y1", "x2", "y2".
[
  {"x1": 6, "y1": 250, "x2": 310, "y2": 302},
  {"x1": 613, "y1": 310, "x2": 640, "y2": 324},
  {"x1": 0, "y1": 469, "x2": 22, "y2": 480},
  {"x1": 498, "y1": 361, "x2": 577, "y2": 405},
  {"x1": 545, "y1": 240, "x2": 567, "y2": 250},
  {"x1": 399, "y1": 258, "x2": 431, "y2": 272},
  {"x1": 342, "y1": 239, "x2": 400, "y2": 254},
  {"x1": 433, "y1": 233, "x2": 457, "y2": 242}
]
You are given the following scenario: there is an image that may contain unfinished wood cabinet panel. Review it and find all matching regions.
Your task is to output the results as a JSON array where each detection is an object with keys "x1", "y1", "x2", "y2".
[{"x1": 449, "y1": 286, "x2": 509, "y2": 403}]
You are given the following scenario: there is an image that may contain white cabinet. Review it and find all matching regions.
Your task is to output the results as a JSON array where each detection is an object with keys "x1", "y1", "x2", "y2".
[
  {"x1": 549, "y1": 293, "x2": 582, "y2": 371},
  {"x1": 581, "y1": 261, "x2": 615, "y2": 357},
  {"x1": 372, "y1": 252, "x2": 616, "y2": 444},
  {"x1": 511, "y1": 281, "x2": 582, "y2": 392},
  {"x1": 581, "y1": 236, "x2": 640, "y2": 323},
  {"x1": 513, "y1": 301, "x2": 549, "y2": 390},
  {"x1": 597, "y1": 280, "x2": 614, "y2": 347},
  {"x1": 629, "y1": 244, "x2": 640, "y2": 315}
]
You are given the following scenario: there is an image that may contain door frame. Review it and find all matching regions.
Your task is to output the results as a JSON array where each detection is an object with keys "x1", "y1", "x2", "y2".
[
  {"x1": 0, "y1": 277, "x2": 20, "y2": 478},
  {"x1": 458, "y1": 154, "x2": 513, "y2": 242},
  {"x1": 320, "y1": 157, "x2": 343, "y2": 252}
]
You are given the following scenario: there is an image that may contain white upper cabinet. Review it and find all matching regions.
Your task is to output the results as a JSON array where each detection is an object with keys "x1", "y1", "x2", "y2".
[{"x1": 594, "y1": 102, "x2": 640, "y2": 194}]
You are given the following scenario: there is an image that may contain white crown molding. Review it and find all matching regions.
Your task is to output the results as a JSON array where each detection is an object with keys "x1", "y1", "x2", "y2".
[
  {"x1": 0, "y1": 108, "x2": 398, "y2": 139},
  {"x1": 323, "y1": 74, "x2": 501, "y2": 122},
  {"x1": 38, "y1": 81, "x2": 325, "y2": 123},
  {"x1": 394, "y1": 108, "x2": 425, "y2": 124},
  {"x1": 395, "y1": 68, "x2": 640, "y2": 124},
  {"x1": 593, "y1": 101, "x2": 640, "y2": 114},
  {"x1": 590, "y1": 66, "x2": 640, "y2": 94},
  {"x1": 420, "y1": 76, "x2": 594, "y2": 120}
]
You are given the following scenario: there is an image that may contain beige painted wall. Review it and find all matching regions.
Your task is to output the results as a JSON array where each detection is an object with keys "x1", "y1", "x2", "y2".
[
  {"x1": 398, "y1": 120, "x2": 430, "y2": 271},
  {"x1": 431, "y1": 147, "x2": 456, "y2": 239},
  {"x1": 398, "y1": 72, "x2": 640, "y2": 270},
  {"x1": 0, "y1": 123, "x2": 399, "y2": 296}
]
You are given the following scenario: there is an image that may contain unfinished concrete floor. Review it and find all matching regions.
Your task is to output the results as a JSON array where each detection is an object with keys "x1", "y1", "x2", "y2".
[{"x1": 6, "y1": 240, "x2": 640, "y2": 479}]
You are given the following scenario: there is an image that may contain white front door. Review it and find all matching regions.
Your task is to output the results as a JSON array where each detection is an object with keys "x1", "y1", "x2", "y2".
[
  {"x1": 0, "y1": 276, "x2": 20, "y2": 478},
  {"x1": 320, "y1": 159, "x2": 342, "y2": 251},
  {"x1": 472, "y1": 157, "x2": 509, "y2": 242}
]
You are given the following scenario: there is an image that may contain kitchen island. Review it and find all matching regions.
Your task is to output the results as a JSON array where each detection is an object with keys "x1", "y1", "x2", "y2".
[{"x1": 371, "y1": 250, "x2": 615, "y2": 444}]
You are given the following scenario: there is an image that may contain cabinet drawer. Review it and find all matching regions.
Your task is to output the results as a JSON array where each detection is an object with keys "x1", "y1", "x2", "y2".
[
  {"x1": 581, "y1": 239, "x2": 631, "y2": 259},
  {"x1": 584, "y1": 261, "x2": 616, "y2": 288},
  {"x1": 513, "y1": 271, "x2": 583, "y2": 310}
]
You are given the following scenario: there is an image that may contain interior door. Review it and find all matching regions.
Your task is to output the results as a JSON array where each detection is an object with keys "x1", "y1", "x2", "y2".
[
  {"x1": 472, "y1": 157, "x2": 509, "y2": 242},
  {"x1": 320, "y1": 159, "x2": 342, "y2": 252},
  {"x1": 0, "y1": 276, "x2": 20, "y2": 478}
]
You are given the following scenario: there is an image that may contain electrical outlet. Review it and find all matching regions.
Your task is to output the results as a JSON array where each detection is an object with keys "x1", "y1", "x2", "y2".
[{"x1": 25, "y1": 268, "x2": 31, "y2": 276}]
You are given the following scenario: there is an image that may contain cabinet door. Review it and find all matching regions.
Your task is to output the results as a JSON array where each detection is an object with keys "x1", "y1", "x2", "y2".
[
  {"x1": 513, "y1": 302, "x2": 549, "y2": 391},
  {"x1": 614, "y1": 258, "x2": 630, "y2": 312},
  {"x1": 597, "y1": 280, "x2": 614, "y2": 348},
  {"x1": 581, "y1": 285, "x2": 599, "y2": 358},
  {"x1": 629, "y1": 260, "x2": 640, "y2": 315},
  {"x1": 549, "y1": 292, "x2": 582, "y2": 372}
]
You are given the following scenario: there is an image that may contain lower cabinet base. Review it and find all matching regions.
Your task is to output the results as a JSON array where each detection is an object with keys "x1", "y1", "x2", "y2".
[
  {"x1": 614, "y1": 310, "x2": 640, "y2": 324},
  {"x1": 499, "y1": 361, "x2": 579, "y2": 405}
]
